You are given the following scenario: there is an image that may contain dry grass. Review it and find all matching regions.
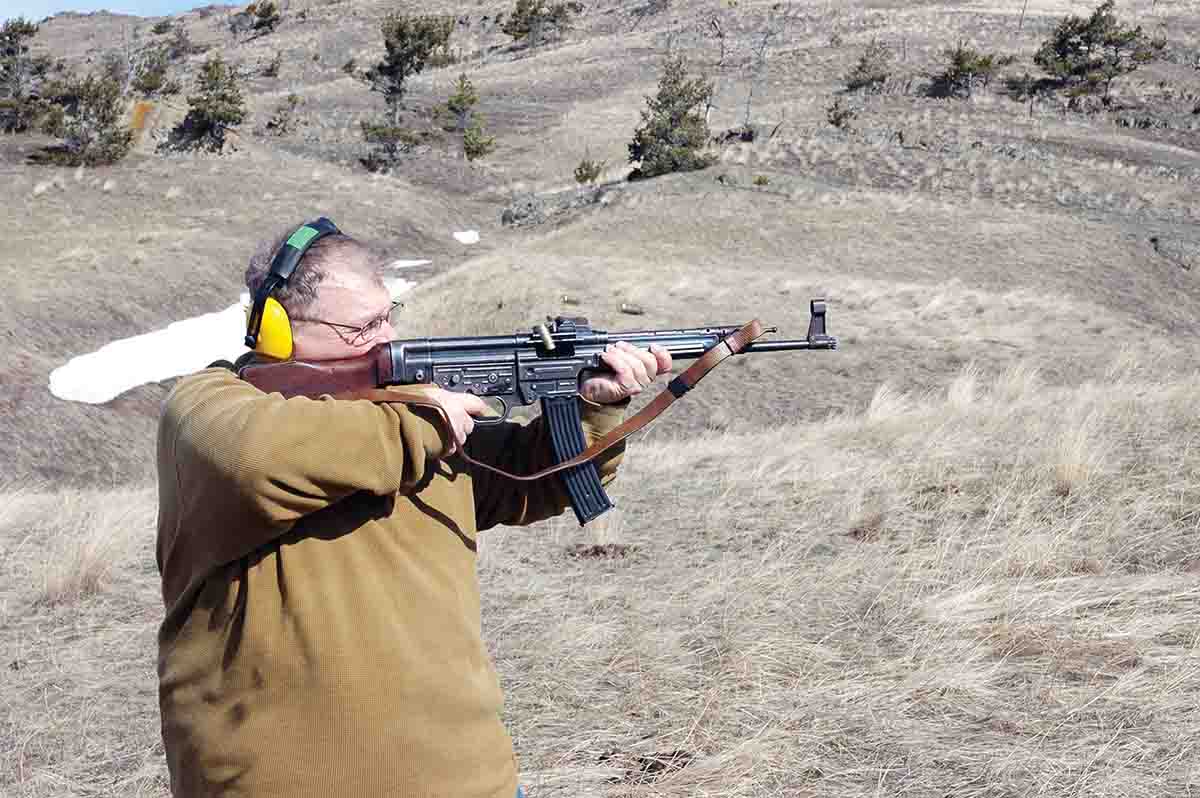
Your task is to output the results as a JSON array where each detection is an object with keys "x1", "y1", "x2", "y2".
[
  {"x1": 1, "y1": 486, "x2": 164, "y2": 797},
  {"x1": 484, "y1": 357, "x2": 1200, "y2": 797},
  {"x1": 5, "y1": 358, "x2": 1200, "y2": 797},
  {"x1": 3, "y1": 489, "x2": 155, "y2": 609}
]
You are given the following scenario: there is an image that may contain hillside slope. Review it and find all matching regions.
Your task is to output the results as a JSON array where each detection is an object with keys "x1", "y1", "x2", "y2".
[
  {"x1": 4, "y1": 0, "x2": 1199, "y2": 481},
  {"x1": 4, "y1": 0, "x2": 1197, "y2": 483}
]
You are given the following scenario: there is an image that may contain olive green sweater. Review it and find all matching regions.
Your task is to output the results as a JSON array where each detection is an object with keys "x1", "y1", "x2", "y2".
[{"x1": 155, "y1": 367, "x2": 628, "y2": 797}]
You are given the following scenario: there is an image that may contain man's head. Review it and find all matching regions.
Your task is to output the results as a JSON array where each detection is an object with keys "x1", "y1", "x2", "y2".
[{"x1": 245, "y1": 225, "x2": 397, "y2": 361}]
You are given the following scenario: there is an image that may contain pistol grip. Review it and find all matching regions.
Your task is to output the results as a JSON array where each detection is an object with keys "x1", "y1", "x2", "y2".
[{"x1": 540, "y1": 396, "x2": 613, "y2": 526}]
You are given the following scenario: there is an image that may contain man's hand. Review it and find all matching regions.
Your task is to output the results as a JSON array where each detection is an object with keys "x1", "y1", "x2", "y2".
[
  {"x1": 580, "y1": 342, "x2": 673, "y2": 405},
  {"x1": 424, "y1": 389, "x2": 490, "y2": 457},
  {"x1": 424, "y1": 342, "x2": 672, "y2": 456}
]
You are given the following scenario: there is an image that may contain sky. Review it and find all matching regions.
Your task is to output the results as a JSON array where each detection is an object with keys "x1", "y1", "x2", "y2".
[{"x1": 1, "y1": 1, "x2": 235, "y2": 24}]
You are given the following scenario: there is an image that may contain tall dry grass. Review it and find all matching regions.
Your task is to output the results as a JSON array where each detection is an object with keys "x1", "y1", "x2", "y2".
[
  {"x1": 483, "y1": 355, "x2": 1200, "y2": 797},
  {"x1": 0, "y1": 487, "x2": 154, "y2": 607},
  {"x1": 1, "y1": 486, "x2": 163, "y2": 797},
  {"x1": 3, "y1": 358, "x2": 1200, "y2": 796}
]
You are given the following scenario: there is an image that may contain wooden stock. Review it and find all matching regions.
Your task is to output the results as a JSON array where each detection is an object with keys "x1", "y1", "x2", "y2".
[{"x1": 239, "y1": 346, "x2": 393, "y2": 399}]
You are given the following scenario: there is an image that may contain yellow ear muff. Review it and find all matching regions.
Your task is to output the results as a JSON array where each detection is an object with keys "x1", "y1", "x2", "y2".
[{"x1": 247, "y1": 296, "x2": 294, "y2": 360}]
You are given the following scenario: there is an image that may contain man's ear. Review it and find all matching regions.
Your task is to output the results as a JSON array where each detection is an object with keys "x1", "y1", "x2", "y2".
[{"x1": 246, "y1": 297, "x2": 294, "y2": 359}]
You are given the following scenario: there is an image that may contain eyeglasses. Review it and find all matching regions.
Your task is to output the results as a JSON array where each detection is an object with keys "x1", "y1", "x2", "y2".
[{"x1": 295, "y1": 300, "x2": 403, "y2": 346}]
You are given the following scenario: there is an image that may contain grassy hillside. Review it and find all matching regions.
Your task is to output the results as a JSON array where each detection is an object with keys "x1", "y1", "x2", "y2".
[
  {"x1": 2, "y1": 0, "x2": 1199, "y2": 794},
  {"x1": 3, "y1": 0, "x2": 1198, "y2": 484}
]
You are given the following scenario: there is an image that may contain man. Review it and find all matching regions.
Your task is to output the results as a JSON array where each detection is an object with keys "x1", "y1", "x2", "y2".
[{"x1": 155, "y1": 224, "x2": 671, "y2": 797}]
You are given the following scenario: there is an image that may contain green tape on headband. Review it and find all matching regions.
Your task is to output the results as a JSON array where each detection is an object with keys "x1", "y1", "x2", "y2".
[{"x1": 286, "y1": 225, "x2": 320, "y2": 250}]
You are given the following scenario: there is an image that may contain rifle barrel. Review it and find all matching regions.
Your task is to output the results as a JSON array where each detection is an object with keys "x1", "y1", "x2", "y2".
[
  {"x1": 611, "y1": 334, "x2": 836, "y2": 361},
  {"x1": 741, "y1": 338, "x2": 837, "y2": 352}
]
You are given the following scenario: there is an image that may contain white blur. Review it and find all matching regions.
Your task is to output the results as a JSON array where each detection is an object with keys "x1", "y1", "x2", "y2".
[
  {"x1": 49, "y1": 272, "x2": 421, "y2": 405},
  {"x1": 453, "y1": 230, "x2": 480, "y2": 245}
]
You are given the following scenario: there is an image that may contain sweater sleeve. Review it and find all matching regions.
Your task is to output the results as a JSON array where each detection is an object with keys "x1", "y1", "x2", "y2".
[
  {"x1": 466, "y1": 395, "x2": 631, "y2": 531},
  {"x1": 157, "y1": 368, "x2": 450, "y2": 607}
]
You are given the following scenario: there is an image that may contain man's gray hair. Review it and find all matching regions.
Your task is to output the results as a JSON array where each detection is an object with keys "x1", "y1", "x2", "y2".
[{"x1": 244, "y1": 226, "x2": 381, "y2": 319}]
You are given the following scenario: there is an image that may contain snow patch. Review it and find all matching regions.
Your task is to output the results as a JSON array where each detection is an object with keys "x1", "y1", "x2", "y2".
[
  {"x1": 49, "y1": 302, "x2": 249, "y2": 404},
  {"x1": 385, "y1": 259, "x2": 431, "y2": 270},
  {"x1": 49, "y1": 278, "x2": 423, "y2": 404},
  {"x1": 383, "y1": 276, "x2": 418, "y2": 297}
]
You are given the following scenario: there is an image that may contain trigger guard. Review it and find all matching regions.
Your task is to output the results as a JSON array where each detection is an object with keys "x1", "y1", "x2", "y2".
[{"x1": 473, "y1": 396, "x2": 510, "y2": 426}]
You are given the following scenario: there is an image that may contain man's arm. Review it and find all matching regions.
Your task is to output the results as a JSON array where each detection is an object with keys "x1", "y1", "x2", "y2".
[
  {"x1": 157, "y1": 368, "x2": 451, "y2": 606},
  {"x1": 463, "y1": 341, "x2": 670, "y2": 530},
  {"x1": 465, "y1": 396, "x2": 631, "y2": 531}
]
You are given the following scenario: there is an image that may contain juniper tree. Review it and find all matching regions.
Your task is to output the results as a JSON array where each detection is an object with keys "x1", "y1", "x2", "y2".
[
  {"x1": 437, "y1": 72, "x2": 478, "y2": 132},
  {"x1": 355, "y1": 14, "x2": 453, "y2": 171},
  {"x1": 228, "y1": 2, "x2": 280, "y2": 39},
  {"x1": 362, "y1": 13, "x2": 454, "y2": 126},
  {"x1": 0, "y1": 17, "x2": 42, "y2": 131},
  {"x1": 1034, "y1": 0, "x2": 1161, "y2": 102},
  {"x1": 462, "y1": 117, "x2": 495, "y2": 161},
  {"x1": 1, "y1": 17, "x2": 39, "y2": 93},
  {"x1": 1005, "y1": 71, "x2": 1047, "y2": 117},
  {"x1": 252, "y1": 1, "x2": 282, "y2": 35},
  {"x1": 501, "y1": 0, "x2": 582, "y2": 48},
  {"x1": 574, "y1": 151, "x2": 606, "y2": 185},
  {"x1": 131, "y1": 46, "x2": 176, "y2": 95},
  {"x1": 359, "y1": 122, "x2": 440, "y2": 171},
  {"x1": 179, "y1": 54, "x2": 247, "y2": 150},
  {"x1": 167, "y1": 24, "x2": 201, "y2": 60},
  {"x1": 627, "y1": 55, "x2": 716, "y2": 180},
  {"x1": 931, "y1": 41, "x2": 998, "y2": 99},
  {"x1": 38, "y1": 73, "x2": 134, "y2": 165}
]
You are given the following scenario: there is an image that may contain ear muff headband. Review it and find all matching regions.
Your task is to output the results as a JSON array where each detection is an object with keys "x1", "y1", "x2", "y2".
[{"x1": 244, "y1": 217, "x2": 341, "y2": 352}]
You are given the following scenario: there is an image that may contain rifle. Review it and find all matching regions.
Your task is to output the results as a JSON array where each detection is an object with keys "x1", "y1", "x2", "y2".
[{"x1": 238, "y1": 299, "x2": 837, "y2": 525}]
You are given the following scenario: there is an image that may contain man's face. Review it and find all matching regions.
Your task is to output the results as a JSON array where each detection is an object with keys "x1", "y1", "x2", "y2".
[{"x1": 290, "y1": 259, "x2": 396, "y2": 361}]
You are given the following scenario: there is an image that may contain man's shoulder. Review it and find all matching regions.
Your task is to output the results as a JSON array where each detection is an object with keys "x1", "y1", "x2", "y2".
[
  {"x1": 161, "y1": 367, "x2": 257, "y2": 432},
  {"x1": 166, "y1": 365, "x2": 247, "y2": 402}
]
